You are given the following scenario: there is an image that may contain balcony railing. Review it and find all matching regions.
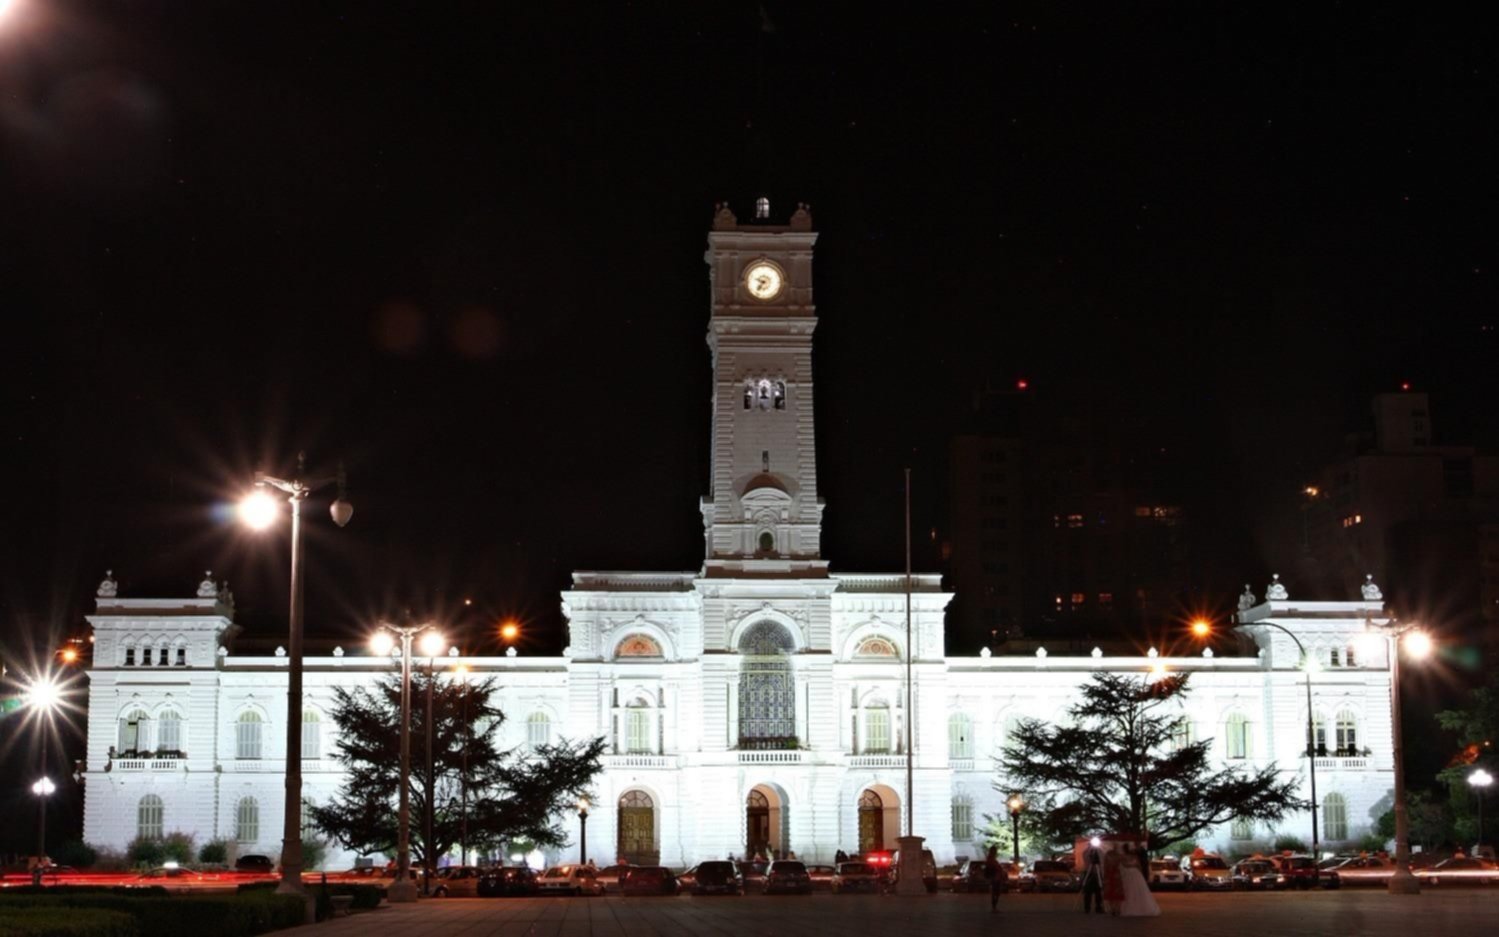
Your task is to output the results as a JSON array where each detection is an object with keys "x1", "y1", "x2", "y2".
[
  {"x1": 848, "y1": 754, "x2": 906, "y2": 768},
  {"x1": 949, "y1": 758, "x2": 976, "y2": 772},
  {"x1": 604, "y1": 754, "x2": 673, "y2": 769},
  {"x1": 737, "y1": 750, "x2": 806, "y2": 765},
  {"x1": 1314, "y1": 757, "x2": 1369, "y2": 770}
]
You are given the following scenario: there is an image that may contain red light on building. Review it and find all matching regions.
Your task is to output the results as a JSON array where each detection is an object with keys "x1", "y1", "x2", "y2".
[
  {"x1": 1016, "y1": 379, "x2": 1029, "y2": 391},
  {"x1": 1400, "y1": 381, "x2": 1411, "y2": 391}
]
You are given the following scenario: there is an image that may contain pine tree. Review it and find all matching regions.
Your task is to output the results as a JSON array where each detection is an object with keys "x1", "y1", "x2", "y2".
[
  {"x1": 998, "y1": 672, "x2": 1304, "y2": 854},
  {"x1": 310, "y1": 671, "x2": 604, "y2": 865}
]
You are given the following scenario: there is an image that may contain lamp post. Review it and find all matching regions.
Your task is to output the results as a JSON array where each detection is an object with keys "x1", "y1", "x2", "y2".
[
  {"x1": 22, "y1": 674, "x2": 62, "y2": 885},
  {"x1": 1212, "y1": 618, "x2": 1321, "y2": 868},
  {"x1": 577, "y1": 797, "x2": 590, "y2": 865},
  {"x1": 454, "y1": 664, "x2": 470, "y2": 867},
  {"x1": 31, "y1": 776, "x2": 55, "y2": 883},
  {"x1": 1468, "y1": 768, "x2": 1492, "y2": 853},
  {"x1": 420, "y1": 632, "x2": 445, "y2": 894},
  {"x1": 1007, "y1": 795, "x2": 1024, "y2": 865},
  {"x1": 240, "y1": 456, "x2": 351, "y2": 901},
  {"x1": 371, "y1": 623, "x2": 443, "y2": 903},
  {"x1": 1356, "y1": 622, "x2": 1432, "y2": 895}
]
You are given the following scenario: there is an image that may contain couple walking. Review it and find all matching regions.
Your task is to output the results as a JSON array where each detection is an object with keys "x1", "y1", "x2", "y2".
[{"x1": 1080, "y1": 837, "x2": 1159, "y2": 917}]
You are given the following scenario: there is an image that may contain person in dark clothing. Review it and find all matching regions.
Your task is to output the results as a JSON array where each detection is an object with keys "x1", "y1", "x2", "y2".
[
  {"x1": 1080, "y1": 837, "x2": 1105, "y2": 913},
  {"x1": 984, "y1": 845, "x2": 1007, "y2": 911}
]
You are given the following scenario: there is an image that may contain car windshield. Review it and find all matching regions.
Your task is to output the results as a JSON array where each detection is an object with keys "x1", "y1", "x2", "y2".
[
  {"x1": 1193, "y1": 858, "x2": 1228, "y2": 870},
  {"x1": 1150, "y1": 860, "x2": 1175, "y2": 870},
  {"x1": 839, "y1": 863, "x2": 872, "y2": 874},
  {"x1": 541, "y1": 868, "x2": 571, "y2": 878},
  {"x1": 773, "y1": 862, "x2": 807, "y2": 873}
]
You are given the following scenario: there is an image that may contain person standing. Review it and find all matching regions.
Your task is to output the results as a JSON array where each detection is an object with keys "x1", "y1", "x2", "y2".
[
  {"x1": 984, "y1": 844, "x2": 1006, "y2": 912},
  {"x1": 1080, "y1": 837, "x2": 1105, "y2": 913}
]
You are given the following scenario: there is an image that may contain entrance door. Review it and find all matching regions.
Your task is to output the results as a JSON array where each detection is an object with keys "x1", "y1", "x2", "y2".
[
  {"x1": 617, "y1": 790, "x2": 657, "y2": 864},
  {"x1": 858, "y1": 789, "x2": 884, "y2": 854},
  {"x1": 746, "y1": 789, "x2": 770, "y2": 858}
]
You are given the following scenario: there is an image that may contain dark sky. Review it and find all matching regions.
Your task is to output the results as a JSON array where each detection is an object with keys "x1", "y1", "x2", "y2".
[{"x1": 3, "y1": 2, "x2": 1497, "y2": 666}]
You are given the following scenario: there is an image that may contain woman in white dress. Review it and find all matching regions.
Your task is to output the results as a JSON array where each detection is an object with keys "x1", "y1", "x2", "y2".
[{"x1": 1117, "y1": 846, "x2": 1160, "y2": 917}]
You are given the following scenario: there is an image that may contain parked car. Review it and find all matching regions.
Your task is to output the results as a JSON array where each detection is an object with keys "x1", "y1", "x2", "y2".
[
  {"x1": 763, "y1": 860, "x2": 813, "y2": 895},
  {"x1": 949, "y1": 858, "x2": 990, "y2": 893},
  {"x1": 679, "y1": 860, "x2": 741, "y2": 895},
  {"x1": 234, "y1": 855, "x2": 275, "y2": 875},
  {"x1": 595, "y1": 864, "x2": 630, "y2": 894},
  {"x1": 1326, "y1": 855, "x2": 1395, "y2": 886},
  {"x1": 804, "y1": 864, "x2": 837, "y2": 891},
  {"x1": 536, "y1": 865, "x2": 605, "y2": 896},
  {"x1": 736, "y1": 860, "x2": 768, "y2": 891},
  {"x1": 1268, "y1": 855, "x2": 1340, "y2": 889},
  {"x1": 431, "y1": 865, "x2": 483, "y2": 897},
  {"x1": 832, "y1": 861, "x2": 880, "y2": 894},
  {"x1": 1185, "y1": 855, "x2": 1233, "y2": 890},
  {"x1": 1029, "y1": 859, "x2": 1078, "y2": 893},
  {"x1": 1148, "y1": 858, "x2": 1188, "y2": 890},
  {"x1": 478, "y1": 866, "x2": 538, "y2": 897},
  {"x1": 620, "y1": 866, "x2": 680, "y2": 896},
  {"x1": 1231, "y1": 858, "x2": 1284, "y2": 890},
  {"x1": 888, "y1": 847, "x2": 938, "y2": 894},
  {"x1": 1421, "y1": 856, "x2": 1499, "y2": 886}
]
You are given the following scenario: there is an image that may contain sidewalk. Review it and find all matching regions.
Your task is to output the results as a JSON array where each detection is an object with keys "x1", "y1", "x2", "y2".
[{"x1": 267, "y1": 889, "x2": 1499, "y2": 937}]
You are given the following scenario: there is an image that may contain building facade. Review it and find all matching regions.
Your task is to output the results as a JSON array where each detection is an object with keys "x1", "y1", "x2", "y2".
[{"x1": 82, "y1": 203, "x2": 1399, "y2": 868}]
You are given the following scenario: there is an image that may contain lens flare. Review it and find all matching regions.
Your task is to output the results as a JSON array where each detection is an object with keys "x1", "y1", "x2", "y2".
[{"x1": 238, "y1": 489, "x2": 279, "y2": 530}]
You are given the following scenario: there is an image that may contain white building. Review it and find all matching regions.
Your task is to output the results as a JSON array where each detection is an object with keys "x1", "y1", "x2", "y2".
[{"x1": 81, "y1": 202, "x2": 1398, "y2": 868}]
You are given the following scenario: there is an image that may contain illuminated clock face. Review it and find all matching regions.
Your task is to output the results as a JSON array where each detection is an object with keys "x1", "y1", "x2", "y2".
[{"x1": 744, "y1": 262, "x2": 784, "y2": 301}]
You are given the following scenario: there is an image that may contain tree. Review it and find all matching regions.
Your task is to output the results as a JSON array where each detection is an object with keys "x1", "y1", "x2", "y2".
[
  {"x1": 997, "y1": 672, "x2": 1305, "y2": 854},
  {"x1": 311, "y1": 671, "x2": 604, "y2": 866}
]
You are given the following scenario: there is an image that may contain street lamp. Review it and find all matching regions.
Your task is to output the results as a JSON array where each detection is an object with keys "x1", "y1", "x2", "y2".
[
  {"x1": 1007, "y1": 795, "x2": 1024, "y2": 866},
  {"x1": 419, "y1": 630, "x2": 446, "y2": 894},
  {"x1": 371, "y1": 622, "x2": 442, "y2": 903},
  {"x1": 577, "y1": 797, "x2": 590, "y2": 865},
  {"x1": 1207, "y1": 618, "x2": 1321, "y2": 868},
  {"x1": 1469, "y1": 768, "x2": 1493, "y2": 853},
  {"x1": 1355, "y1": 621, "x2": 1432, "y2": 895},
  {"x1": 239, "y1": 455, "x2": 351, "y2": 902},
  {"x1": 22, "y1": 674, "x2": 61, "y2": 886}
]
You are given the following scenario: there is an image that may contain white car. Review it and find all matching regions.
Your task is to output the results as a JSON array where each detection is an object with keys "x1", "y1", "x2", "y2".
[
  {"x1": 432, "y1": 865, "x2": 483, "y2": 897},
  {"x1": 1148, "y1": 859, "x2": 1188, "y2": 890},
  {"x1": 536, "y1": 865, "x2": 605, "y2": 896}
]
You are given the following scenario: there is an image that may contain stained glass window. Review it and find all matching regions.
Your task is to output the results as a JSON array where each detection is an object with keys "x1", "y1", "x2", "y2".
[
  {"x1": 617, "y1": 634, "x2": 662, "y2": 657},
  {"x1": 738, "y1": 621, "x2": 795, "y2": 745},
  {"x1": 855, "y1": 637, "x2": 897, "y2": 658}
]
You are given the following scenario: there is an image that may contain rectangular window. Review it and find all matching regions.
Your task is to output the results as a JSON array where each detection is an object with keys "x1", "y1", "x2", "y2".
[
  {"x1": 301, "y1": 717, "x2": 320, "y2": 760},
  {"x1": 952, "y1": 800, "x2": 973, "y2": 842},
  {"x1": 158, "y1": 715, "x2": 180, "y2": 753},
  {"x1": 124, "y1": 646, "x2": 135, "y2": 666},
  {"x1": 865, "y1": 709, "x2": 890, "y2": 754},
  {"x1": 236, "y1": 719, "x2": 262, "y2": 760},
  {"x1": 176, "y1": 647, "x2": 187, "y2": 666},
  {"x1": 627, "y1": 710, "x2": 651, "y2": 754},
  {"x1": 141, "y1": 647, "x2": 152, "y2": 666},
  {"x1": 1226, "y1": 715, "x2": 1251, "y2": 760},
  {"x1": 1067, "y1": 514, "x2": 1085, "y2": 528}
]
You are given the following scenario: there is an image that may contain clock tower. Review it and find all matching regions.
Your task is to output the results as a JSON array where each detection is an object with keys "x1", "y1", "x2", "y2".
[{"x1": 700, "y1": 198, "x2": 827, "y2": 577}]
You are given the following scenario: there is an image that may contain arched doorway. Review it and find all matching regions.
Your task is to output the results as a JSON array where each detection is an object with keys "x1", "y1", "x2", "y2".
[
  {"x1": 745, "y1": 784, "x2": 787, "y2": 859},
  {"x1": 617, "y1": 790, "x2": 657, "y2": 865},
  {"x1": 857, "y1": 784, "x2": 901, "y2": 854},
  {"x1": 738, "y1": 621, "x2": 795, "y2": 749},
  {"x1": 858, "y1": 789, "x2": 883, "y2": 854}
]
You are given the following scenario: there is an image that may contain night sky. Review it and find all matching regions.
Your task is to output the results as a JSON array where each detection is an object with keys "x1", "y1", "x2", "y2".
[{"x1": 2, "y1": 2, "x2": 1497, "y2": 839}]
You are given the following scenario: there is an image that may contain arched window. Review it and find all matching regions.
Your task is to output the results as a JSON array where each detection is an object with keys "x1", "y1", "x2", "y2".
[
  {"x1": 527, "y1": 712, "x2": 551, "y2": 748},
  {"x1": 236, "y1": 711, "x2": 264, "y2": 760},
  {"x1": 124, "y1": 644, "x2": 136, "y2": 666},
  {"x1": 1313, "y1": 714, "x2": 1328, "y2": 755},
  {"x1": 757, "y1": 379, "x2": 773, "y2": 410},
  {"x1": 997, "y1": 713, "x2": 1024, "y2": 754},
  {"x1": 1344, "y1": 644, "x2": 1357, "y2": 668},
  {"x1": 948, "y1": 713, "x2": 973, "y2": 759},
  {"x1": 176, "y1": 646, "x2": 187, "y2": 667},
  {"x1": 141, "y1": 646, "x2": 153, "y2": 666},
  {"x1": 738, "y1": 621, "x2": 795, "y2": 746},
  {"x1": 755, "y1": 196, "x2": 770, "y2": 220},
  {"x1": 617, "y1": 634, "x2": 662, "y2": 658},
  {"x1": 118, "y1": 708, "x2": 149, "y2": 754},
  {"x1": 137, "y1": 794, "x2": 164, "y2": 840},
  {"x1": 1323, "y1": 793, "x2": 1348, "y2": 840},
  {"x1": 865, "y1": 705, "x2": 891, "y2": 754},
  {"x1": 1230, "y1": 817, "x2": 1253, "y2": 841},
  {"x1": 951, "y1": 796, "x2": 974, "y2": 843},
  {"x1": 772, "y1": 381, "x2": 786, "y2": 410},
  {"x1": 855, "y1": 637, "x2": 897, "y2": 658},
  {"x1": 1225, "y1": 713, "x2": 1251, "y2": 760},
  {"x1": 235, "y1": 797, "x2": 259, "y2": 844},
  {"x1": 157, "y1": 710, "x2": 182, "y2": 754},
  {"x1": 617, "y1": 790, "x2": 656, "y2": 864},
  {"x1": 302, "y1": 710, "x2": 321, "y2": 760},
  {"x1": 1335, "y1": 710, "x2": 1358, "y2": 755},
  {"x1": 758, "y1": 530, "x2": 776, "y2": 553},
  {"x1": 1328, "y1": 646, "x2": 1341, "y2": 668},
  {"x1": 743, "y1": 386, "x2": 754, "y2": 410},
  {"x1": 159, "y1": 643, "x2": 169, "y2": 667},
  {"x1": 626, "y1": 708, "x2": 651, "y2": 754}
]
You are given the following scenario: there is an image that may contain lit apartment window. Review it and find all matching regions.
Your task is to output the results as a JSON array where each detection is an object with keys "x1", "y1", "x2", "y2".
[{"x1": 1067, "y1": 514, "x2": 1085, "y2": 528}]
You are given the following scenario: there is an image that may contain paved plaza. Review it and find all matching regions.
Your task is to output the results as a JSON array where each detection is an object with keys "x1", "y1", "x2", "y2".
[{"x1": 270, "y1": 890, "x2": 1499, "y2": 937}]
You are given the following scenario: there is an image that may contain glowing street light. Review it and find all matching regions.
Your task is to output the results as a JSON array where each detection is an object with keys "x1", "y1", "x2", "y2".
[
  {"x1": 577, "y1": 796, "x2": 590, "y2": 865},
  {"x1": 239, "y1": 455, "x2": 352, "y2": 903},
  {"x1": 1007, "y1": 795, "x2": 1024, "y2": 865},
  {"x1": 1190, "y1": 619, "x2": 1211, "y2": 639},
  {"x1": 371, "y1": 621, "x2": 442, "y2": 903},
  {"x1": 1470, "y1": 768, "x2": 1493, "y2": 852},
  {"x1": 499, "y1": 621, "x2": 520, "y2": 644}
]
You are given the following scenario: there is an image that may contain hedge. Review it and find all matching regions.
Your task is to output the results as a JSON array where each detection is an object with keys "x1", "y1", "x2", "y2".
[
  {"x1": 0, "y1": 908, "x2": 140, "y2": 937},
  {"x1": 0, "y1": 891, "x2": 305, "y2": 937},
  {"x1": 236, "y1": 879, "x2": 384, "y2": 916}
]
